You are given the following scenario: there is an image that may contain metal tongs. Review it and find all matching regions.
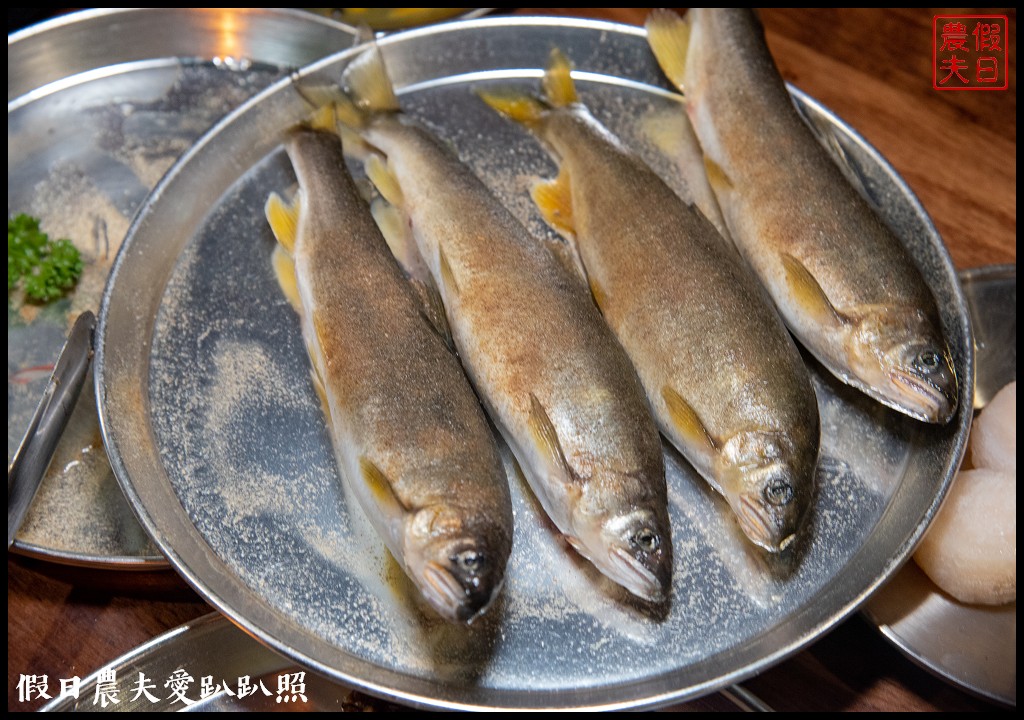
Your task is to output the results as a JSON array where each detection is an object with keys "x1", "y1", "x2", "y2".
[{"x1": 7, "y1": 310, "x2": 96, "y2": 548}]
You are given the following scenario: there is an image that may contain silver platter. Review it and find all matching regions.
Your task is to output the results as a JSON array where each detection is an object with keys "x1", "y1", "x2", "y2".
[
  {"x1": 7, "y1": 8, "x2": 357, "y2": 568},
  {"x1": 95, "y1": 17, "x2": 973, "y2": 710}
]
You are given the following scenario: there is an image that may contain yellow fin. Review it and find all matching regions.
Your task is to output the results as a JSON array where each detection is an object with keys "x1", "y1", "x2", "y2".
[
  {"x1": 543, "y1": 48, "x2": 578, "y2": 107},
  {"x1": 342, "y1": 44, "x2": 400, "y2": 114},
  {"x1": 528, "y1": 393, "x2": 575, "y2": 481},
  {"x1": 476, "y1": 89, "x2": 547, "y2": 127},
  {"x1": 271, "y1": 245, "x2": 302, "y2": 314},
  {"x1": 780, "y1": 253, "x2": 843, "y2": 326},
  {"x1": 588, "y1": 275, "x2": 607, "y2": 311},
  {"x1": 645, "y1": 8, "x2": 691, "y2": 90},
  {"x1": 365, "y1": 153, "x2": 405, "y2": 208},
  {"x1": 662, "y1": 386, "x2": 717, "y2": 455},
  {"x1": 265, "y1": 191, "x2": 301, "y2": 253},
  {"x1": 359, "y1": 457, "x2": 409, "y2": 515},
  {"x1": 438, "y1": 244, "x2": 460, "y2": 297},
  {"x1": 532, "y1": 167, "x2": 575, "y2": 236},
  {"x1": 307, "y1": 103, "x2": 337, "y2": 133},
  {"x1": 703, "y1": 156, "x2": 734, "y2": 193},
  {"x1": 370, "y1": 198, "x2": 418, "y2": 274}
]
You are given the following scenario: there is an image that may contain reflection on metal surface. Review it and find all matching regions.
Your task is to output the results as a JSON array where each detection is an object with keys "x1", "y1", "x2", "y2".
[
  {"x1": 95, "y1": 18, "x2": 972, "y2": 711},
  {"x1": 7, "y1": 7, "x2": 357, "y2": 569},
  {"x1": 863, "y1": 265, "x2": 1016, "y2": 708}
]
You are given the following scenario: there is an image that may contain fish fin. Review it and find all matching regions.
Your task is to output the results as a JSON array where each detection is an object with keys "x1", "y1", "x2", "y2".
[
  {"x1": 412, "y1": 278, "x2": 454, "y2": 351},
  {"x1": 359, "y1": 457, "x2": 410, "y2": 515},
  {"x1": 309, "y1": 366, "x2": 332, "y2": 421},
  {"x1": 365, "y1": 153, "x2": 405, "y2": 208},
  {"x1": 703, "y1": 156, "x2": 734, "y2": 193},
  {"x1": 370, "y1": 197, "x2": 421, "y2": 276},
  {"x1": 476, "y1": 88, "x2": 548, "y2": 128},
  {"x1": 645, "y1": 8, "x2": 691, "y2": 90},
  {"x1": 587, "y1": 274, "x2": 608, "y2": 311},
  {"x1": 307, "y1": 102, "x2": 338, "y2": 133},
  {"x1": 271, "y1": 245, "x2": 303, "y2": 315},
  {"x1": 438, "y1": 244, "x2": 460, "y2": 298},
  {"x1": 662, "y1": 386, "x2": 718, "y2": 456},
  {"x1": 780, "y1": 253, "x2": 844, "y2": 327},
  {"x1": 543, "y1": 48, "x2": 578, "y2": 107},
  {"x1": 265, "y1": 191, "x2": 301, "y2": 253},
  {"x1": 342, "y1": 44, "x2": 401, "y2": 115},
  {"x1": 532, "y1": 167, "x2": 576, "y2": 236},
  {"x1": 528, "y1": 393, "x2": 577, "y2": 482}
]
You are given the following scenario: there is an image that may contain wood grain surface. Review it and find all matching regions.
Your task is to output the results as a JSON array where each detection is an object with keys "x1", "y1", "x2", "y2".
[{"x1": 7, "y1": 7, "x2": 1015, "y2": 712}]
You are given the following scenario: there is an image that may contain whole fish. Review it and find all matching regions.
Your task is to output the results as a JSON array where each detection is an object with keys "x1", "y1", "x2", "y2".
[
  {"x1": 265, "y1": 126, "x2": 513, "y2": 623},
  {"x1": 336, "y1": 47, "x2": 673, "y2": 601},
  {"x1": 480, "y1": 50, "x2": 820, "y2": 552},
  {"x1": 646, "y1": 8, "x2": 958, "y2": 424}
]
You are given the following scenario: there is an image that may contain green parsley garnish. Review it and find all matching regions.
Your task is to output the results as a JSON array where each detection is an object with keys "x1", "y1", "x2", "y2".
[{"x1": 8, "y1": 213, "x2": 83, "y2": 303}]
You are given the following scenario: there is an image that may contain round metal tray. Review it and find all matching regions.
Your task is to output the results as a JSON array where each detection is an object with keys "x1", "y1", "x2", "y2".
[
  {"x1": 7, "y1": 8, "x2": 357, "y2": 568},
  {"x1": 94, "y1": 17, "x2": 973, "y2": 710}
]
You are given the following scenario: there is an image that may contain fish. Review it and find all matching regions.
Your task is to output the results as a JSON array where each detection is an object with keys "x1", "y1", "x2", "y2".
[
  {"x1": 335, "y1": 46, "x2": 673, "y2": 601},
  {"x1": 265, "y1": 125, "x2": 513, "y2": 623},
  {"x1": 646, "y1": 8, "x2": 959, "y2": 424},
  {"x1": 480, "y1": 49, "x2": 820, "y2": 552}
]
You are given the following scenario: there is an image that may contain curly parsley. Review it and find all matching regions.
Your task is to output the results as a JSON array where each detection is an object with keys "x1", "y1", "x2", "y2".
[{"x1": 8, "y1": 213, "x2": 83, "y2": 303}]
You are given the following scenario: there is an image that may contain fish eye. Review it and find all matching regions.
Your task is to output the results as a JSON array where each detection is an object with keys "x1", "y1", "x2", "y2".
[
  {"x1": 763, "y1": 479, "x2": 794, "y2": 506},
  {"x1": 452, "y1": 549, "x2": 483, "y2": 573},
  {"x1": 915, "y1": 350, "x2": 942, "y2": 374},
  {"x1": 631, "y1": 528, "x2": 660, "y2": 552}
]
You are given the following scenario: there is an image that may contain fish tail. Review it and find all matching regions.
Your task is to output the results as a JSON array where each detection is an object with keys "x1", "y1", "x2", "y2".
[
  {"x1": 476, "y1": 87, "x2": 548, "y2": 128},
  {"x1": 542, "y1": 48, "x2": 578, "y2": 107},
  {"x1": 340, "y1": 43, "x2": 401, "y2": 123},
  {"x1": 645, "y1": 8, "x2": 691, "y2": 90}
]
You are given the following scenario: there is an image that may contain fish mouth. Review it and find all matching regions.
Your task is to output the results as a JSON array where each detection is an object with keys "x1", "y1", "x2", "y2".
[
  {"x1": 566, "y1": 535, "x2": 669, "y2": 602},
  {"x1": 888, "y1": 368, "x2": 955, "y2": 423},
  {"x1": 607, "y1": 546, "x2": 667, "y2": 602},
  {"x1": 421, "y1": 561, "x2": 495, "y2": 624},
  {"x1": 737, "y1": 495, "x2": 784, "y2": 552}
]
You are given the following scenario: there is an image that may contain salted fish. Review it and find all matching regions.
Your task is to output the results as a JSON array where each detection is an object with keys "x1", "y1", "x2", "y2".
[
  {"x1": 480, "y1": 50, "x2": 820, "y2": 552},
  {"x1": 336, "y1": 47, "x2": 673, "y2": 601},
  {"x1": 647, "y1": 8, "x2": 958, "y2": 424},
  {"x1": 266, "y1": 126, "x2": 512, "y2": 623}
]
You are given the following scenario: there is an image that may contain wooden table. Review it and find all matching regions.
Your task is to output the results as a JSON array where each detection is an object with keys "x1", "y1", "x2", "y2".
[{"x1": 8, "y1": 8, "x2": 1015, "y2": 712}]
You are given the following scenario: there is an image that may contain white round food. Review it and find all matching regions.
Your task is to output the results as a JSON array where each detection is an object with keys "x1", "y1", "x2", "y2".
[
  {"x1": 969, "y1": 380, "x2": 1016, "y2": 472},
  {"x1": 914, "y1": 468, "x2": 1016, "y2": 605}
]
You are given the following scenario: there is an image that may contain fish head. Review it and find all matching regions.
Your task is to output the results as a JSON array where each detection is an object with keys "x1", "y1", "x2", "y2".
[
  {"x1": 405, "y1": 506, "x2": 510, "y2": 624},
  {"x1": 847, "y1": 307, "x2": 958, "y2": 424},
  {"x1": 722, "y1": 431, "x2": 816, "y2": 552},
  {"x1": 567, "y1": 480, "x2": 673, "y2": 602}
]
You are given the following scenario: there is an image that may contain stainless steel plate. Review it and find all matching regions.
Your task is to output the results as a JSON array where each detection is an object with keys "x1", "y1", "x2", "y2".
[
  {"x1": 863, "y1": 265, "x2": 1015, "y2": 707},
  {"x1": 95, "y1": 18, "x2": 973, "y2": 710},
  {"x1": 7, "y1": 8, "x2": 357, "y2": 568}
]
